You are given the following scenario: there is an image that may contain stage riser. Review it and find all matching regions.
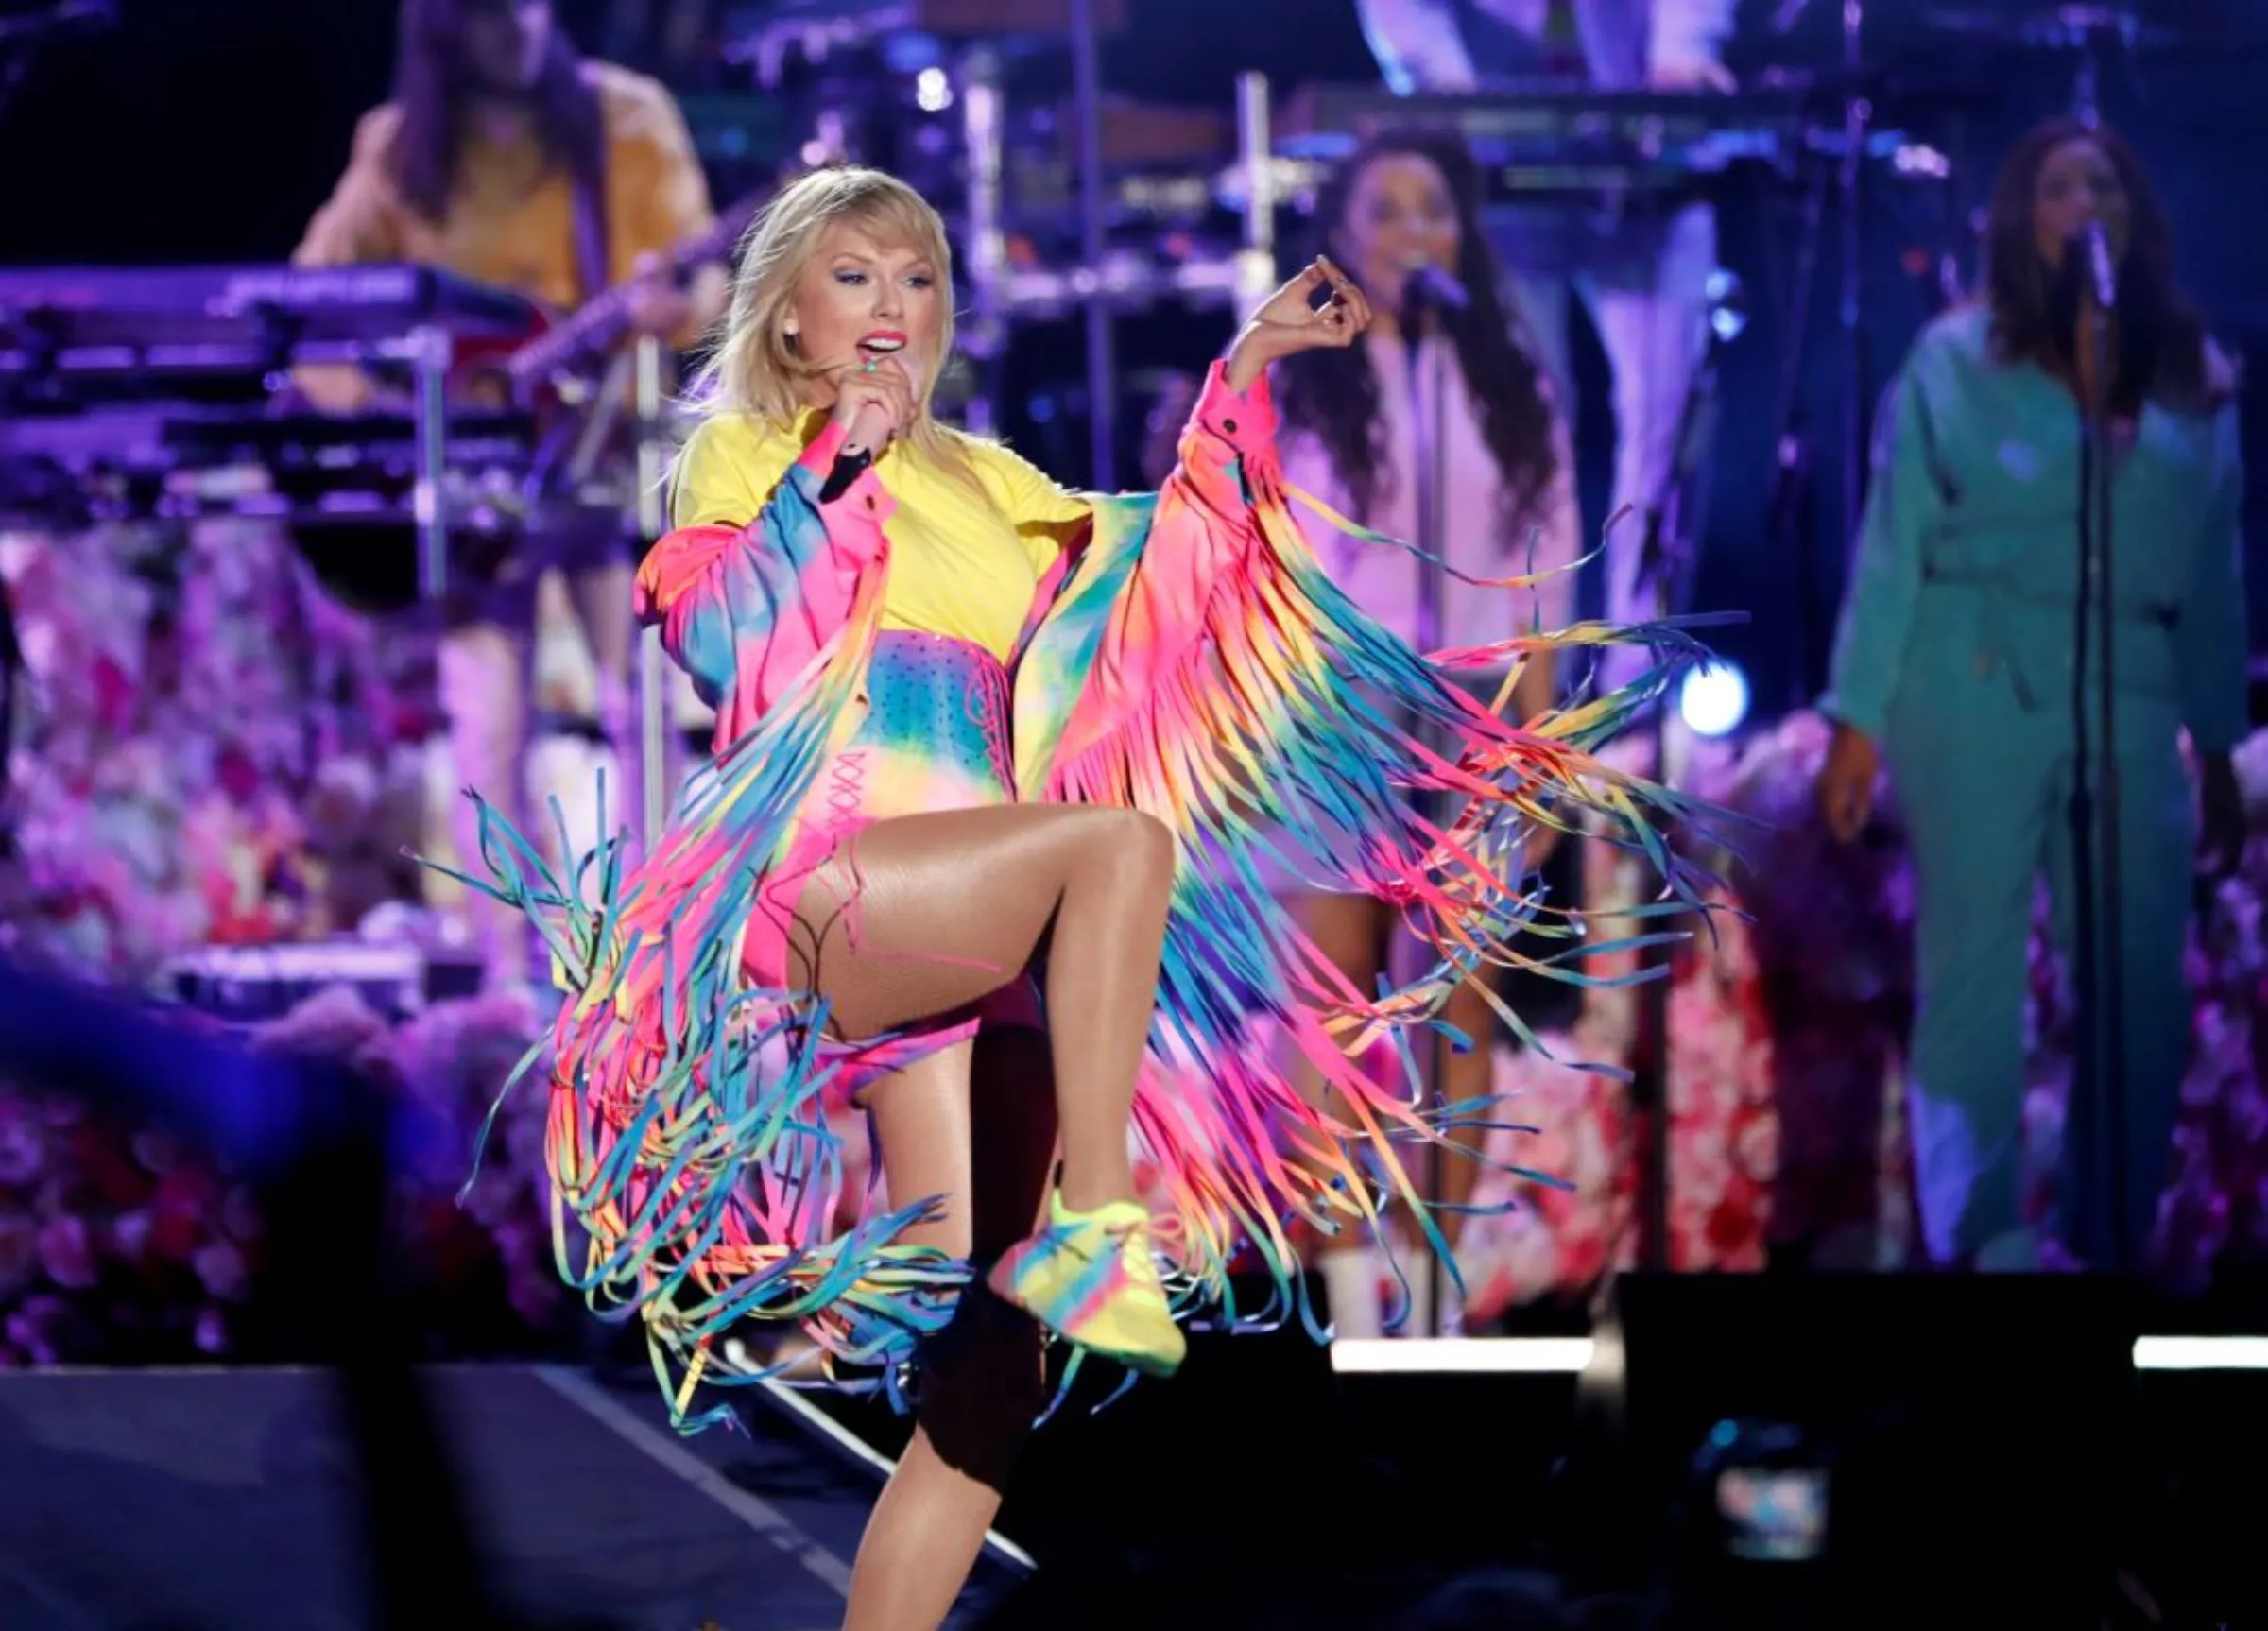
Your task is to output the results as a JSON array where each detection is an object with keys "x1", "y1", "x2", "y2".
[
  {"x1": 0, "y1": 1365, "x2": 1020, "y2": 1631},
  {"x1": 835, "y1": 1272, "x2": 2268, "y2": 1627}
]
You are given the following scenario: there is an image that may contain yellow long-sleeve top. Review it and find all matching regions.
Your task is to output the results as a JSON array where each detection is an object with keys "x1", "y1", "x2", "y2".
[{"x1": 670, "y1": 409, "x2": 1092, "y2": 663}]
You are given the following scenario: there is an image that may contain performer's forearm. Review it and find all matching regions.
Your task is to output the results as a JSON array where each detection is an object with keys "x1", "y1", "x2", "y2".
[{"x1": 1224, "y1": 333, "x2": 1274, "y2": 397}]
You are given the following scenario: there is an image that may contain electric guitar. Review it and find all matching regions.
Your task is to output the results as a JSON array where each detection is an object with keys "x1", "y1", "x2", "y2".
[{"x1": 452, "y1": 184, "x2": 765, "y2": 410}]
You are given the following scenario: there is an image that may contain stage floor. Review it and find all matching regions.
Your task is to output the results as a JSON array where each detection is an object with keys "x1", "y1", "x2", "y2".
[
  {"x1": 0, "y1": 1363, "x2": 1026, "y2": 1631},
  {"x1": 5, "y1": 1322, "x2": 2265, "y2": 1630}
]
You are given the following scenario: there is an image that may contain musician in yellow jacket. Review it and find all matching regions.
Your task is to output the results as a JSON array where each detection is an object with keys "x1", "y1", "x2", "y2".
[{"x1": 294, "y1": 0, "x2": 730, "y2": 993}]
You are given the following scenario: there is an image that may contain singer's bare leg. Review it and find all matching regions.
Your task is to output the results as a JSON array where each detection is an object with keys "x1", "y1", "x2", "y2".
[
  {"x1": 1283, "y1": 887, "x2": 1387, "y2": 1273},
  {"x1": 802, "y1": 806, "x2": 1172, "y2": 1630},
  {"x1": 1283, "y1": 890, "x2": 1488, "y2": 1333},
  {"x1": 788, "y1": 804, "x2": 1173, "y2": 1217},
  {"x1": 840, "y1": 1028, "x2": 1057, "y2": 1631},
  {"x1": 1431, "y1": 970, "x2": 1495, "y2": 1250},
  {"x1": 564, "y1": 558, "x2": 645, "y2": 841},
  {"x1": 439, "y1": 621, "x2": 534, "y2": 991}
]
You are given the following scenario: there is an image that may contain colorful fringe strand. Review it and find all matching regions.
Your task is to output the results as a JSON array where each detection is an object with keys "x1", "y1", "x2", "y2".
[{"x1": 438, "y1": 374, "x2": 1727, "y2": 1433}]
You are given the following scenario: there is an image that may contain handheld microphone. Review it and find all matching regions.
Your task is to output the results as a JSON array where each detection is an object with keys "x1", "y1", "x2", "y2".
[{"x1": 819, "y1": 402, "x2": 892, "y2": 504}]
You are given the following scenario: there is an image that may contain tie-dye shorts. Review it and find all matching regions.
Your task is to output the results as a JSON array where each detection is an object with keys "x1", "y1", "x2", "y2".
[{"x1": 740, "y1": 629, "x2": 1041, "y2": 1096}]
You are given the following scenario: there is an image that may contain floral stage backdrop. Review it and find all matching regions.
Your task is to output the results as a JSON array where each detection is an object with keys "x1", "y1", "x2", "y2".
[
  {"x1": 1, "y1": 521, "x2": 2263, "y2": 1366},
  {"x1": 1445, "y1": 717, "x2": 2268, "y2": 1325}
]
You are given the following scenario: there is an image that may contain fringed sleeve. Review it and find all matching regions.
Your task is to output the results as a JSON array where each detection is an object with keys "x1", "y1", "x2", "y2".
[
  {"x1": 440, "y1": 427, "x2": 962, "y2": 1433},
  {"x1": 1016, "y1": 361, "x2": 1723, "y2": 1339},
  {"x1": 637, "y1": 421, "x2": 893, "y2": 748},
  {"x1": 1012, "y1": 362, "x2": 1265, "y2": 775}
]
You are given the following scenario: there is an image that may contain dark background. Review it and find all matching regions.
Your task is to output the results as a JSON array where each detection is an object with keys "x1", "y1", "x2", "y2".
[{"x1": 2, "y1": 0, "x2": 2263, "y2": 716}]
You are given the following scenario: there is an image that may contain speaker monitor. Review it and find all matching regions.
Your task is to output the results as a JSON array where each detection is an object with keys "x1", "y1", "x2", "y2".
[{"x1": 1574, "y1": 1271, "x2": 2142, "y2": 1622}]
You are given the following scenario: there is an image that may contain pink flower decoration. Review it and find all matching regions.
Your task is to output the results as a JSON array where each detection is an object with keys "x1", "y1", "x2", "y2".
[
  {"x1": 194, "y1": 1307, "x2": 229, "y2": 1355},
  {"x1": 192, "y1": 1242, "x2": 249, "y2": 1302},
  {"x1": 34, "y1": 1216, "x2": 97, "y2": 1291}
]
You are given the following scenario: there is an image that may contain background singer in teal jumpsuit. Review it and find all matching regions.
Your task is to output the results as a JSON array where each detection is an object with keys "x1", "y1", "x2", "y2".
[{"x1": 1814, "y1": 118, "x2": 2248, "y2": 1272}]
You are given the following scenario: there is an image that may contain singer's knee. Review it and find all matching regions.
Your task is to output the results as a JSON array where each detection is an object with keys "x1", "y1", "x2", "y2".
[{"x1": 1080, "y1": 808, "x2": 1176, "y2": 897}]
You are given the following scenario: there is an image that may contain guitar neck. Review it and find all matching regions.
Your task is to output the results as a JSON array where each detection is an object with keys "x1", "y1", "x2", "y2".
[
  {"x1": 507, "y1": 190, "x2": 762, "y2": 386},
  {"x1": 508, "y1": 282, "x2": 643, "y2": 382}
]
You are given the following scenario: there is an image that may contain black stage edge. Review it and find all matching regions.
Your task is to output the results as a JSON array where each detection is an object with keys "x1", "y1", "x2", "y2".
[
  {"x1": 18, "y1": 1278, "x2": 2261, "y2": 1630},
  {"x1": 809, "y1": 1270, "x2": 2268, "y2": 1631},
  {"x1": 1564, "y1": 1271, "x2": 2144, "y2": 1626}
]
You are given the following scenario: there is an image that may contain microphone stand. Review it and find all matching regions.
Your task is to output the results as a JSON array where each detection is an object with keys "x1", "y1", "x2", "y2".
[
  {"x1": 1399, "y1": 288, "x2": 1454, "y2": 1336},
  {"x1": 1768, "y1": 149, "x2": 1831, "y2": 711},
  {"x1": 1836, "y1": 0, "x2": 1871, "y2": 551},
  {"x1": 2070, "y1": 274, "x2": 2128, "y2": 1270},
  {"x1": 1624, "y1": 298, "x2": 1730, "y2": 1277},
  {"x1": 633, "y1": 336, "x2": 673, "y2": 850}
]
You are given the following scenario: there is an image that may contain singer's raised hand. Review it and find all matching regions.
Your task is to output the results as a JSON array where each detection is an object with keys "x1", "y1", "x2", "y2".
[
  {"x1": 828, "y1": 352, "x2": 918, "y2": 455},
  {"x1": 1227, "y1": 257, "x2": 1372, "y2": 391}
]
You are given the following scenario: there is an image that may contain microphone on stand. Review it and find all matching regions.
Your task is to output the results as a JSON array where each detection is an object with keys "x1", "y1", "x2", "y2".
[
  {"x1": 2061, "y1": 221, "x2": 2119, "y2": 415},
  {"x1": 1395, "y1": 252, "x2": 1462, "y2": 1331},
  {"x1": 1400, "y1": 261, "x2": 1470, "y2": 318},
  {"x1": 2054, "y1": 224, "x2": 2117, "y2": 313},
  {"x1": 2063, "y1": 211, "x2": 2131, "y2": 1267},
  {"x1": 818, "y1": 402, "x2": 893, "y2": 504},
  {"x1": 2081, "y1": 218, "x2": 2118, "y2": 314}
]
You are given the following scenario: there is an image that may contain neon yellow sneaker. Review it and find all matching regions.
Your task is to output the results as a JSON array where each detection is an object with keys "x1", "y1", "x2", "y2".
[{"x1": 986, "y1": 1192, "x2": 1187, "y2": 1377}]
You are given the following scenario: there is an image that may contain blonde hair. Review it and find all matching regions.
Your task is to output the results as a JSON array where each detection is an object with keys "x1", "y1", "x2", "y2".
[{"x1": 695, "y1": 165, "x2": 994, "y2": 504}]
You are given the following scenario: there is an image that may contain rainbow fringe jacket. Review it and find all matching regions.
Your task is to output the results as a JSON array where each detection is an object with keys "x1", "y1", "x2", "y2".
[{"x1": 451, "y1": 362, "x2": 1710, "y2": 1431}]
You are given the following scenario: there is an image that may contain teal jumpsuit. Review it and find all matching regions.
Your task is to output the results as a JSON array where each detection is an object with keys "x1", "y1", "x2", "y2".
[{"x1": 1824, "y1": 305, "x2": 2247, "y2": 1267}]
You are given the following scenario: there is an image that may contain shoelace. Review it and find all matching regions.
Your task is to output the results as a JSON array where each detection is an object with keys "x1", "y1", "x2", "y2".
[{"x1": 1100, "y1": 1211, "x2": 1186, "y2": 1291}]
